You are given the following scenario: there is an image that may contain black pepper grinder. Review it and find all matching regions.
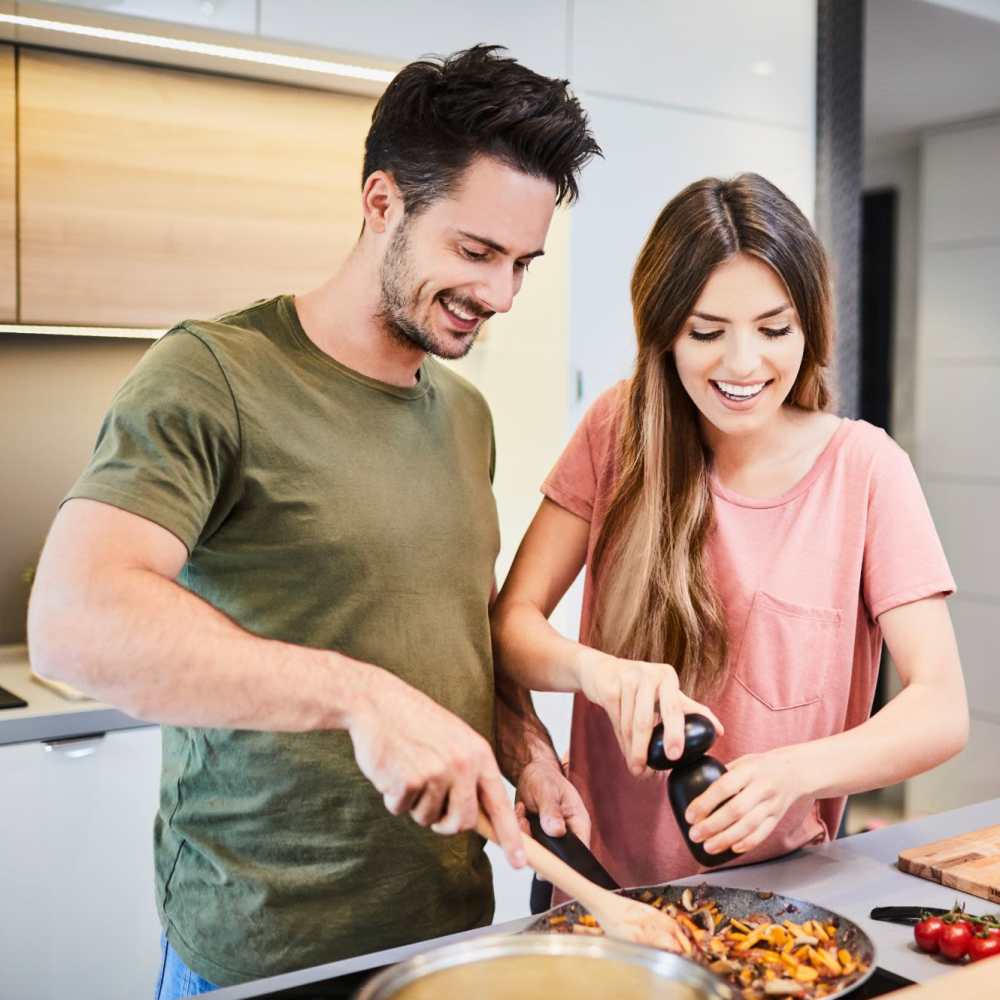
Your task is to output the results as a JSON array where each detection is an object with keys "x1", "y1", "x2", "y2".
[{"x1": 646, "y1": 713, "x2": 737, "y2": 867}]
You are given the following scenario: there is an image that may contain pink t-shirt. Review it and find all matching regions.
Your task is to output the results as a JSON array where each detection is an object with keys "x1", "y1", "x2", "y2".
[{"x1": 542, "y1": 382, "x2": 955, "y2": 889}]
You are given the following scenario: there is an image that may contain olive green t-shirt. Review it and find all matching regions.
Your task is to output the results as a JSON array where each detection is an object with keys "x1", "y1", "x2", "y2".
[{"x1": 65, "y1": 295, "x2": 501, "y2": 986}]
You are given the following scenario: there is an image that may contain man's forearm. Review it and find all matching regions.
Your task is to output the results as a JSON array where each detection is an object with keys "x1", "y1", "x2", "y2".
[
  {"x1": 29, "y1": 564, "x2": 378, "y2": 732},
  {"x1": 493, "y1": 668, "x2": 563, "y2": 785}
]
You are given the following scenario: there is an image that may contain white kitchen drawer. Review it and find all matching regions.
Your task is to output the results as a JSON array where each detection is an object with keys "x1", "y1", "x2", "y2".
[{"x1": 0, "y1": 725, "x2": 162, "y2": 1000}]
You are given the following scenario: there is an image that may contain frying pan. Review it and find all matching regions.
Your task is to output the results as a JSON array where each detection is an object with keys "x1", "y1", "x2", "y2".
[{"x1": 521, "y1": 816, "x2": 877, "y2": 1000}]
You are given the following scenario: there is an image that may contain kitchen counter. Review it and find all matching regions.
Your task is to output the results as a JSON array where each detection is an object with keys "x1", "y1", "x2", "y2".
[
  {"x1": 208, "y1": 796, "x2": 1000, "y2": 998},
  {"x1": 0, "y1": 643, "x2": 151, "y2": 745}
]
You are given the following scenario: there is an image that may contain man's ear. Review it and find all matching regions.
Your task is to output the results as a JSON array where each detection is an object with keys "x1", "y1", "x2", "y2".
[{"x1": 361, "y1": 170, "x2": 402, "y2": 235}]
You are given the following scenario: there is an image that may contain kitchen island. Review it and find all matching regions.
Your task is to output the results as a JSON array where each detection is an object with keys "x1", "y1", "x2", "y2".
[{"x1": 207, "y1": 797, "x2": 1000, "y2": 999}]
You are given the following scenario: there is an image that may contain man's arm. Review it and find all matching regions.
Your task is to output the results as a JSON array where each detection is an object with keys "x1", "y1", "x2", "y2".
[
  {"x1": 494, "y1": 668, "x2": 560, "y2": 786},
  {"x1": 490, "y1": 573, "x2": 591, "y2": 844},
  {"x1": 494, "y1": 669, "x2": 591, "y2": 844},
  {"x1": 29, "y1": 498, "x2": 526, "y2": 865}
]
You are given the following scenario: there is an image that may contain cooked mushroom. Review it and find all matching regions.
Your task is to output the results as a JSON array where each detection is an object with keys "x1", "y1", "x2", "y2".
[
  {"x1": 681, "y1": 888, "x2": 696, "y2": 912},
  {"x1": 763, "y1": 981, "x2": 805, "y2": 996},
  {"x1": 692, "y1": 907, "x2": 717, "y2": 936},
  {"x1": 709, "y1": 959, "x2": 739, "y2": 975}
]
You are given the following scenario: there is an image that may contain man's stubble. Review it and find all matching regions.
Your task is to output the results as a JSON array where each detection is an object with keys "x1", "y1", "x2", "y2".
[{"x1": 376, "y1": 218, "x2": 483, "y2": 361}]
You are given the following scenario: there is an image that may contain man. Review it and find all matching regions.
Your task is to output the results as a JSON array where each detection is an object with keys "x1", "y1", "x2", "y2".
[{"x1": 28, "y1": 45, "x2": 601, "y2": 997}]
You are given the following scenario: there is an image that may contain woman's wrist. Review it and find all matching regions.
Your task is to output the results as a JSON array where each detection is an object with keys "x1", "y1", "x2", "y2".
[
  {"x1": 778, "y1": 741, "x2": 823, "y2": 800},
  {"x1": 571, "y1": 644, "x2": 608, "y2": 698}
]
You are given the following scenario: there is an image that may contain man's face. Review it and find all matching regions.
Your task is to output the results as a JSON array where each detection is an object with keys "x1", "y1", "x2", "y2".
[{"x1": 377, "y1": 156, "x2": 557, "y2": 359}]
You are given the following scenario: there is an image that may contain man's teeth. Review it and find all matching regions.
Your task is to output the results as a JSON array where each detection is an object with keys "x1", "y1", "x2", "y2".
[
  {"x1": 441, "y1": 296, "x2": 476, "y2": 322},
  {"x1": 715, "y1": 380, "x2": 766, "y2": 399}
]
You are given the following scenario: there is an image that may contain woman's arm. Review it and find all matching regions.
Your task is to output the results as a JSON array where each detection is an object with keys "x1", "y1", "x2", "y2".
[
  {"x1": 493, "y1": 499, "x2": 723, "y2": 776},
  {"x1": 686, "y1": 595, "x2": 967, "y2": 856},
  {"x1": 491, "y1": 499, "x2": 594, "y2": 692},
  {"x1": 796, "y1": 595, "x2": 967, "y2": 796}
]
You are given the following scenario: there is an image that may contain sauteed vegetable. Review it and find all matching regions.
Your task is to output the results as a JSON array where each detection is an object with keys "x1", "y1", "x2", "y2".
[{"x1": 539, "y1": 887, "x2": 870, "y2": 999}]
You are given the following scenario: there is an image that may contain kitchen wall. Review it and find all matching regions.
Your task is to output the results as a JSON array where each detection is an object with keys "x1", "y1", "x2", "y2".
[
  {"x1": 861, "y1": 144, "x2": 922, "y2": 813},
  {"x1": 902, "y1": 114, "x2": 1000, "y2": 815},
  {"x1": 863, "y1": 145, "x2": 921, "y2": 459},
  {"x1": 0, "y1": 335, "x2": 151, "y2": 642}
]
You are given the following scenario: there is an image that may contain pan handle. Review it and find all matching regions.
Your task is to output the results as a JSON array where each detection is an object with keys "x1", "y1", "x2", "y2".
[{"x1": 525, "y1": 811, "x2": 620, "y2": 892}]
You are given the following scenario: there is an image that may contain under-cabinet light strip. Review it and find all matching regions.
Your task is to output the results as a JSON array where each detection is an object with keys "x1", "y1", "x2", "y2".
[
  {"x1": 0, "y1": 13, "x2": 395, "y2": 83},
  {"x1": 1, "y1": 324, "x2": 163, "y2": 340}
]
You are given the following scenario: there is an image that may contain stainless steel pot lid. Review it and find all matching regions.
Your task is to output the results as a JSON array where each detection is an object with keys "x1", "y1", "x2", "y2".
[{"x1": 353, "y1": 932, "x2": 734, "y2": 1000}]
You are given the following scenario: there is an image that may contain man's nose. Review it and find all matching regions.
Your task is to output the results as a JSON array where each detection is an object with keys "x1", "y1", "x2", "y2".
[{"x1": 476, "y1": 266, "x2": 516, "y2": 315}]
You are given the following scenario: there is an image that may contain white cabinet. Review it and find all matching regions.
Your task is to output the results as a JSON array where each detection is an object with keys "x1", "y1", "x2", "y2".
[
  {"x1": 0, "y1": 726, "x2": 162, "y2": 1000},
  {"x1": 35, "y1": 0, "x2": 258, "y2": 33},
  {"x1": 258, "y1": 0, "x2": 569, "y2": 79},
  {"x1": 572, "y1": 0, "x2": 815, "y2": 128}
]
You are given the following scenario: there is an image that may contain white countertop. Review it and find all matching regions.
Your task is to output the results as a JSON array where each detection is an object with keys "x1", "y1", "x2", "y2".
[{"x1": 0, "y1": 644, "x2": 150, "y2": 745}]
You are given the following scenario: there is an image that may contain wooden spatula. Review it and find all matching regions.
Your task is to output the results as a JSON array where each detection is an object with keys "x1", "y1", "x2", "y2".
[{"x1": 477, "y1": 811, "x2": 692, "y2": 955}]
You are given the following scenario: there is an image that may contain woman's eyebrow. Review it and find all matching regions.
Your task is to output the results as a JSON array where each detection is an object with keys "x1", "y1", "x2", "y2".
[{"x1": 691, "y1": 302, "x2": 791, "y2": 323}]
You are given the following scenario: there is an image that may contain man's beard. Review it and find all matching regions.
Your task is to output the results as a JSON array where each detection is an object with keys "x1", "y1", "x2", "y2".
[{"x1": 376, "y1": 219, "x2": 488, "y2": 361}]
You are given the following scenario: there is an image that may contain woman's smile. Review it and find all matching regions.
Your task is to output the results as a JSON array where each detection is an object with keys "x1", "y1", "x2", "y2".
[{"x1": 710, "y1": 378, "x2": 774, "y2": 407}]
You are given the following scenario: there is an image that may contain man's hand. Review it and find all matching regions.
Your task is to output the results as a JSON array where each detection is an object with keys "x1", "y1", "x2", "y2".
[
  {"x1": 514, "y1": 760, "x2": 592, "y2": 844},
  {"x1": 686, "y1": 745, "x2": 812, "y2": 856},
  {"x1": 576, "y1": 649, "x2": 724, "y2": 777},
  {"x1": 347, "y1": 666, "x2": 526, "y2": 868}
]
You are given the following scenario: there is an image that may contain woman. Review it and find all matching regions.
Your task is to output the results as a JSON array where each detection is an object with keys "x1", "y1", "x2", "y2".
[{"x1": 492, "y1": 173, "x2": 968, "y2": 888}]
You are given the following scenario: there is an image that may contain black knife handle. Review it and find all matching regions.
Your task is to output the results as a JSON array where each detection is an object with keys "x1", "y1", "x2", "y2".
[
  {"x1": 525, "y1": 811, "x2": 620, "y2": 891},
  {"x1": 869, "y1": 905, "x2": 949, "y2": 926}
]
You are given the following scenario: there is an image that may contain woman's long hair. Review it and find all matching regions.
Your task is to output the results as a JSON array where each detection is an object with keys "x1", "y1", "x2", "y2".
[{"x1": 591, "y1": 174, "x2": 834, "y2": 696}]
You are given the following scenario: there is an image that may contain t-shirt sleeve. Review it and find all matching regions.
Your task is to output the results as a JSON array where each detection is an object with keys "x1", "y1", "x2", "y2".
[
  {"x1": 541, "y1": 389, "x2": 617, "y2": 522},
  {"x1": 862, "y1": 432, "x2": 955, "y2": 620},
  {"x1": 63, "y1": 328, "x2": 242, "y2": 553}
]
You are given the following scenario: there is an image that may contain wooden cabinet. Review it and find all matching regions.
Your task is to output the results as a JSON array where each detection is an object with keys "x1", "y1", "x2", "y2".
[
  {"x1": 17, "y1": 49, "x2": 376, "y2": 326},
  {"x1": 0, "y1": 45, "x2": 15, "y2": 322}
]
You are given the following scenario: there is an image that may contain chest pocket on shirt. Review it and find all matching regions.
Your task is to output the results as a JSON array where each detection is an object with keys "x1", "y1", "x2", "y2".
[{"x1": 734, "y1": 592, "x2": 842, "y2": 710}]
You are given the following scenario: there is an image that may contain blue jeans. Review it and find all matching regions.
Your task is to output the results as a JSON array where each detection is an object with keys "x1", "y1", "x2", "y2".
[{"x1": 154, "y1": 935, "x2": 219, "y2": 999}]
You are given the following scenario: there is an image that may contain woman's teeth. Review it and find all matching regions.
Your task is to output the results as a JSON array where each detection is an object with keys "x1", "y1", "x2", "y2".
[{"x1": 713, "y1": 380, "x2": 767, "y2": 401}]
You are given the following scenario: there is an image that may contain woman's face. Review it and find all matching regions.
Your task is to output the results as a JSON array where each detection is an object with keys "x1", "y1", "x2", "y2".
[{"x1": 672, "y1": 253, "x2": 805, "y2": 439}]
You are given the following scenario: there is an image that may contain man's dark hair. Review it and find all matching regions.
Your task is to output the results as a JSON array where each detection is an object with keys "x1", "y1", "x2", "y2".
[{"x1": 363, "y1": 44, "x2": 601, "y2": 215}]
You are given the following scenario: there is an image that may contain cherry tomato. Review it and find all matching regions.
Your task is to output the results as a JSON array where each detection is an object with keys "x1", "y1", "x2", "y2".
[
  {"x1": 968, "y1": 933, "x2": 1000, "y2": 962},
  {"x1": 914, "y1": 916, "x2": 946, "y2": 953},
  {"x1": 939, "y1": 922, "x2": 973, "y2": 961}
]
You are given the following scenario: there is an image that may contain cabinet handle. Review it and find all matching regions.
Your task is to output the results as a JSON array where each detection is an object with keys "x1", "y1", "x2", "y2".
[{"x1": 43, "y1": 732, "x2": 106, "y2": 758}]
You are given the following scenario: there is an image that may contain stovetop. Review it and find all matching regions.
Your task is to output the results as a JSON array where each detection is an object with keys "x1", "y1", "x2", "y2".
[
  {"x1": 250, "y1": 964, "x2": 916, "y2": 999},
  {"x1": 845, "y1": 966, "x2": 915, "y2": 997}
]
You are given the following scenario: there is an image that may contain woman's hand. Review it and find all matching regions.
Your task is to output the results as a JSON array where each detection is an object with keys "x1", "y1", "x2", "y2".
[
  {"x1": 685, "y1": 745, "x2": 813, "y2": 856},
  {"x1": 576, "y1": 648, "x2": 723, "y2": 776}
]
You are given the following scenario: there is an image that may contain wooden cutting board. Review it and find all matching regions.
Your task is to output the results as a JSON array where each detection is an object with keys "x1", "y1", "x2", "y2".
[{"x1": 898, "y1": 824, "x2": 1000, "y2": 905}]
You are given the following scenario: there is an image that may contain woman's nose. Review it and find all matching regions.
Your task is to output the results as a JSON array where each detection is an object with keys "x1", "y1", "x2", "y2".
[{"x1": 724, "y1": 332, "x2": 761, "y2": 376}]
